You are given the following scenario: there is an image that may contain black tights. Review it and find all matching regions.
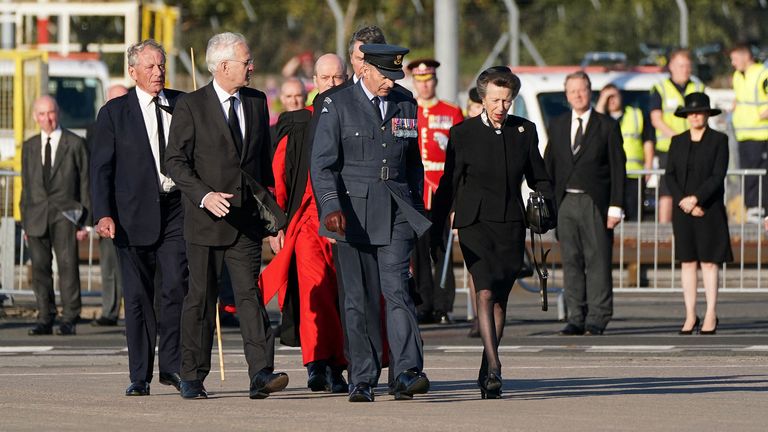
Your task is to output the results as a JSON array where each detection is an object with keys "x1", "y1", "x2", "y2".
[{"x1": 476, "y1": 287, "x2": 511, "y2": 379}]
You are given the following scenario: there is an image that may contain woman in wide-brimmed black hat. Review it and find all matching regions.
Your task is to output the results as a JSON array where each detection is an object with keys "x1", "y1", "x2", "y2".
[{"x1": 664, "y1": 92, "x2": 732, "y2": 335}]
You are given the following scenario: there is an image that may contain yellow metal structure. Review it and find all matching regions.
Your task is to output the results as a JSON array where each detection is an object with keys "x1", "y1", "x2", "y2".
[
  {"x1": 141, "y1": 3, "x2": 179, "y2": 87},
  {"x1": 0, "y1": 50, "x2": 47, "y2": 220}
]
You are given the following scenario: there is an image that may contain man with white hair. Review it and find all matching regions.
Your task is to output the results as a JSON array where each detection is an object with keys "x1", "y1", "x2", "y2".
[
  {"x1": 166, "y1": 32, "x2": 288, "y2": 400},
  {"x1": 260, "y1": 53, "x2": 348, "y2": 393},
  {"x1": 91, "y1": 39, "x2": 186, "y2": 396}
]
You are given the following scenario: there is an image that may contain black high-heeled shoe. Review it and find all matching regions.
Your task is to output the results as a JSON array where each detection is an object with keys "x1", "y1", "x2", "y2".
[
  {"x1": 678, "y1": 316, "x2": 700, "y2": 335},
  {"x1": 699, "y1": 317, "x2": 719, "y2": 335},
  {"x1": 479, "y1": 372, "x2": 502, "y2": 399}
]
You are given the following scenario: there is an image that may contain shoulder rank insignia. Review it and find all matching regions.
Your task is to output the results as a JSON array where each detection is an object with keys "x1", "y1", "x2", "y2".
[
  {"x1": 324, "y1": 97, "x2": 332, "y2": 104},
  {"x1": 518, "y1": 126, "x2": 525, "y2": 133}
]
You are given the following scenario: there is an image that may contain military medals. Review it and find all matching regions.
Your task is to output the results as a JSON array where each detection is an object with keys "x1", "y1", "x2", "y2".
[{"x1": 392, "y1": 117, "x2": 417, "y2": 138}]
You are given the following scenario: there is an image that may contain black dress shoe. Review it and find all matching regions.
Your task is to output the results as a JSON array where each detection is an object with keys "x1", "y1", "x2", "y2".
[
  {"x1": 558, "y1": 323, "x2": 584, "y2": 336},
  {"x1": 56, "y1": 322, "x2": 76, "y2": 336},
  {"x1": 125, "y1": 381, "x2": 150, "y2": 396},
  {"x1": 678, "y1": 316, "x2": 700, "y2": 335},
  {"x1": 28, "y1": 323, "x2": 53, "y2": 336},
  {"x1": 417, "y1": 310, "x2": 436, "y2": 324},
  {"x1": 329, "y1": 367, "x2": 348, "y2": 394},
  {"x1": 180, "y1": 379, "x2": 207, "y2": 399},
  {"x1": 700, "y1": 317, "x2": 719, "y2": 335},
  {"x1": 91, "y1": 316, "x2": 118, "y2": 327},
  {"x1": 306, "y1": 362, "x2": 330, "y2": 392},
  {"x1": 435, "y1": 311, "x2": 453, "y2": 325},
  {"x1": 159, "y1": 372, "x2": 182, "y2": 391},
  {"x1": 348, "y1": 383, "x2": 374, "y2": 402},
  {"x1": 250, "y1": 370, "x2": 289, "y2": 399},
  {"x1": 584, "y1": 326, "x2": 604, "y2": 336},
  {"x1": 392, "y1": 369, "x2": 430, "y2": 400},
  {"x1": 479, "y1": 372, "x2": 503, "y2": 399}
]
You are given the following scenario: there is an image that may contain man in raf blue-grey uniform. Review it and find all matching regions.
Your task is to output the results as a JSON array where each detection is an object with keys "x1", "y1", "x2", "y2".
[{"x1": 311, "y1": 44, "x2": 431, "y2": 403}]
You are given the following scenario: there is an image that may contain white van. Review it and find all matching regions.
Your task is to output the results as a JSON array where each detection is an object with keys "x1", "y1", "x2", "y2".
[{"x1": 0, "y1": 57, "x2": 109, "y2": 161}]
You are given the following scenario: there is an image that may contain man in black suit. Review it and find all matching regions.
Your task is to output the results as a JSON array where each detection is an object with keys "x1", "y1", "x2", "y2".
[
  {"x1": 21, "y1": 95, "x2": 90, "y2": 336},
  {"x1": 165, "y1": 32, "x2": 288, "y2": 400},
  {"x1": 544, "y1": 71, "x2": 626, "y2": 336},
  {"x1": 91, "y1": 39, "x2": 187, "y2": 396}
]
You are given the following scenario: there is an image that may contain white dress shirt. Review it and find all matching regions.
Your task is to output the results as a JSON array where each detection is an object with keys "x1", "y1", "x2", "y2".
[
  {"x1": 40, "y1": 127, "x2": 62, "y2": 166},
  {"x1": 570, "y1": 108, "x2": 623, "y2": 219},
  {"x1": 135, "y1": 86, "x2": 175, "y2": 192},
  {"x1": 212, "y1": 79, "x2": 245, "y2": 141}
]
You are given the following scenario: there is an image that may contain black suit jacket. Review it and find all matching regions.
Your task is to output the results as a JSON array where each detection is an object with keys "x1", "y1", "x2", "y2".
[
  {"x1": 664, "y1": 127, "x2": 729, "y2": 209},
  {"x1": 21, "y1": 129, "x2": 90, "y2": 236},
  {"x1": 544, "y1": 110, "x2": 626, "y2": 219},
  {"x1": 432, "y1": 115, "x2": 553, "y2": 231},
  {"x1": 90, "y1": 88, "x2": 184, "y2": 247},
  {"x1": 165, "y1": 82, "x2": 273, "y2": 247}
]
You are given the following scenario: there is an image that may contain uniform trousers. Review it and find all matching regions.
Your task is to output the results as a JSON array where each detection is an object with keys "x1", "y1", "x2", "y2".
[
  {"x1": 557, "y1": 193, "x2": 614, "y2": 330},
  {"x1": 181, "y1": 231, "x2": 274, "y2": 382},
  {"x1": 738, "y1": 140, "x2": 768, "y2": 209},
  {"x1": 335, "y1": 207, "x2": 423, "y2": 387},
  {"x1": 27, "y1": 215, "x2": 81, "y2": 325},
  {"x1": 98, "y1": 237, "x2": 123, "y2": 321},
  {"x1": 117, "y1": 192, "x2": 187, "y2": 383}
]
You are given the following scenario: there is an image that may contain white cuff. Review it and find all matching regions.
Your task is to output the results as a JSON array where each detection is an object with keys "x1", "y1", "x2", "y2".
[
  {"x1": 200, "y1": 192, "x2": 214, "y2": 208},
  {"x1": 608, "y1": 206, "x2": 624, "y2": 219}
]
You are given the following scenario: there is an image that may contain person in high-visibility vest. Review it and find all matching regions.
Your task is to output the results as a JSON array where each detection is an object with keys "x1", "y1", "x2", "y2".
[
  {"x1": 729, "y1": 43, "x2": 768, "y2": 226},
  {"x1": 650, "y1": 49, "x2": 705, "y2": 223},
  {"x1": 596, "y1": 84, "x2": 655, "y2": 221}
]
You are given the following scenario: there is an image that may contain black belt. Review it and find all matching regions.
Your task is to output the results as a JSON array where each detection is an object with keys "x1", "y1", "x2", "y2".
[{"x1": 158, "y1": 189, "x2": 181, "y2": 202}]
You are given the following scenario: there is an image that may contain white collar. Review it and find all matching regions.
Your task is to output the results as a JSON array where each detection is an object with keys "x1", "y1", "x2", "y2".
[
  {"x1": 572, "y1": 107, "x2": 592, "y2": 124},
  {"x1": 213, "y1": 79, "x2": 240, "y2": 104},
  {"x1": 41, "y1": 127, "x2": 62, "y2": 142},
  {"x1": 135, "y1": 86, "x2": 166, "y2": 108},
  {"x1": 358, "y1": 78, "x2": 378, "y2": 102}
]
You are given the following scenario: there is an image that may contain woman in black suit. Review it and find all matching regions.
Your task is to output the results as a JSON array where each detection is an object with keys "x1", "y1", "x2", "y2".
[
  {"x1": 432, "y1": 67, "x2": 553, "y2": 398},
  {"x1": 664, "y1": 92, "x2": 732, "y2": 335}
]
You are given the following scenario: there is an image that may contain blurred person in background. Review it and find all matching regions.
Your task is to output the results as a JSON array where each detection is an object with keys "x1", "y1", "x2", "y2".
[
  {"x1": 729, "y1": 43, "x2": 768, "y2": 224},
  {"x1": 596, "y1": 84, "x2": 655, "y2": 221},
  {"x1": 432, "y1": 66, "x2": 553, "y2": 399},
  {"x1": 664, "y1": 93, "x2": 731, "y2": 335},
  {"x1": 22, "y1": 95, "x2": 90, "y2": 337},
  {"x1": 545, "y1": 71, "x2": 625, "y2": 337},
  {"x1": 406, "y1": 58, "x2": 464, "y2": 326},
  {"x1": 89, "y1": 84, "x2": 128, "y2": 327},
  {"x1": 279, "y1": 77, "x2": 307, "y2": 113},
  {"x1": 650, "y1": 49, "x2": 704, "y2": 223}
]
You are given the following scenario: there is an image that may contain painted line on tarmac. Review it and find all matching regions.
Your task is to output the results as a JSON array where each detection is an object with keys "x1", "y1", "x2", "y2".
[{"x1": 0, "y1": 346, "x2": 53, "y2": 353}]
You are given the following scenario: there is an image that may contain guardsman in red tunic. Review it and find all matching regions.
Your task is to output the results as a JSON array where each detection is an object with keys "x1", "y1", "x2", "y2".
[
  {"x1": 407, "y1": 59, "x2": 464, "y2": 325},
  {"x1": 259, "y1": 54, "x2": 348, "y2": 393}
]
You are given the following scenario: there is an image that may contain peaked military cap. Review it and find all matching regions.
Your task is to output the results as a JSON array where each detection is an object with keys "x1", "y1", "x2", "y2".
[
  {"x1": 407, "y1": 58, "x2": 440, "y2": 81},
  {"x1": 361, "y1": 44, "x2": 410, "y2": 80}
]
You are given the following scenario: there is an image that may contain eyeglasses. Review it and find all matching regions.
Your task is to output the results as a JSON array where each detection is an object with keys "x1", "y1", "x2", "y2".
[{"x1": 225, "y1": 58, "x2": 254, "y2": 67}]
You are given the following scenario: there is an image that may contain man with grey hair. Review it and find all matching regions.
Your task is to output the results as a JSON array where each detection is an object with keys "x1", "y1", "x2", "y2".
[
  {"x1": 22, "y1": 95, "x2": 89, "y2": 337},
  {"x1": 91, "y1": 39, "x2": 187, "y2": 396},
  {"x1": 166, "y1": 32, "x2": 288, "y2": 400}
]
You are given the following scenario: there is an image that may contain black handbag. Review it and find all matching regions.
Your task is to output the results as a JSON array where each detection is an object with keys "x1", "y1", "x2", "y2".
[{"x1": 525, "y1": 191, "x2": 556, "y2": 311}]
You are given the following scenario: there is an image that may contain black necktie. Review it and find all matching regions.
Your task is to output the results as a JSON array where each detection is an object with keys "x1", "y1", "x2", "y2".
[
  {"x1": 43, "y1": 136, "x2": 51, "y2": 190},
  {"x1": 371, "y1": 96, "x2": 382, "y2": 119},
  {"x1": 228, "y1": 96, "x2": 244, "y2": 156},
  {"x1": 572, "y1": 117, "x2": 584, "y2": 155},
  {"x1": 153, "y1": 96, "x2": 167, "y2": 175}
]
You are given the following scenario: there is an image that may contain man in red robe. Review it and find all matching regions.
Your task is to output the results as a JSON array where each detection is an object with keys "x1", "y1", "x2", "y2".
[{"x1": 260, "y1": 53, "x2": 348, "y2": 392}]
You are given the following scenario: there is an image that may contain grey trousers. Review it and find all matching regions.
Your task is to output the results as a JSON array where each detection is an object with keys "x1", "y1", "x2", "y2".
[
  {"x1": 557, "y1": 193, "x2": 614, "y2": 330},
  {"x1": 99, "y1": 237, "x2": 123, "y2": 320},
  {"x1": 335, "y1": 209, "x2": 424, "y2": 387},
  {"x1": 27, "y1": 218, "x2": 82, "y2": 325}
]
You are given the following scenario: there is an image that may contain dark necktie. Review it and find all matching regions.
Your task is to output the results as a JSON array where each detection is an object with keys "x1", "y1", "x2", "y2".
[
  {"x1": 572, "y1": 117, "x2": 584, "y2": 155},
  {"x1": 371, "y1": 96, "x2": 382, "y2": 119},
  {"x1": 153, "y1": 96, "x2": 167, "y2": 175},
  {"x1": 228, "y1": 96, "x2": 244, "y2": 156},
  {"x1": 43, "y1": 136, "x2": 51, "y2": 190}
]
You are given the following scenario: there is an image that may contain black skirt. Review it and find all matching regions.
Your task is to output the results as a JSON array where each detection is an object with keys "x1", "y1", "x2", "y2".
[
  {"x1": 672, "y1": 204, "x2": 733, "y2": 263},
  {"x1": 458, "y1": 219, "x2": 525, "y2": 293}
]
